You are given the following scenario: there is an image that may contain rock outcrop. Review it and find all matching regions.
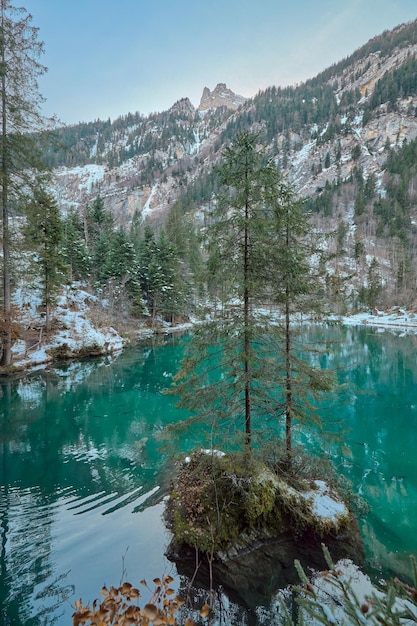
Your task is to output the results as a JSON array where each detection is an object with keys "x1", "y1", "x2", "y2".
[
  {"x1": 168, "y1": 97, "x2": 196, "y2": 117},
  {"x1": 198, "y1": 83, "x2": 246, "y2": 111},
  {"x1": 165, "y1": 452, "x2": 364, "y2": 610},
  {"x1": 167, "y1": 520, "x2": 364, "y2": 610}
]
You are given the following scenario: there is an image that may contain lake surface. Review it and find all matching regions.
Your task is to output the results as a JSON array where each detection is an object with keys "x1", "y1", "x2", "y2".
[{"x1": 1, "y1": 325, "x2": 417, "y2": 624}]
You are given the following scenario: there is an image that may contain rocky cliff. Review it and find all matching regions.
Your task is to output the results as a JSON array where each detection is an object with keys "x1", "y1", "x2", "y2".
[{"x1": 198, "y1": 82, "x2": 246, "y2": 111}]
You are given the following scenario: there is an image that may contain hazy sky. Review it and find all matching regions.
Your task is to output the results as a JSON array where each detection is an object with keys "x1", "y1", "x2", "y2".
[{"x1": 22, "y1": 0, "x2": 417, "y2": 125}]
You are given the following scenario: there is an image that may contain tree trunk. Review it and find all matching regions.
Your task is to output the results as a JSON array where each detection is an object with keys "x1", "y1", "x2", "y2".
[
  {"x1": 284, "y1": 219, "x2": 292, "y2": 467},
  {"x1": 0, "y1": 2, "x2": 12, "y2": 367},
  {"x1": 243, "y1": 158, "x2": 251, "y2": 451}
]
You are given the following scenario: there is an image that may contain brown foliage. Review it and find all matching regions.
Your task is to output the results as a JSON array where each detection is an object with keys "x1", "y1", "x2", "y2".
[{"x1": 72, "y1": 574, "x2": 209, "y2": 625}]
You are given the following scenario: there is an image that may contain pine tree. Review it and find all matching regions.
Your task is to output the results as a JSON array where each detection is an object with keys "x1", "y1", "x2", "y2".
[
  {"x1": 165, "y1": 204, "x2": 203, "y2": 303},
  {"x1": 85, "y1": 195, "x2": 114, "y2": 252},
  {"x1": 366, "y1": 257, "x2": 382, "y2": 309},
  {"x1": 23, "y1": 188, "x2": 68, "y2": 331},
  {"x1": 156, "y1": 229, "x2": 186, "y2": 324},
  {"x1": 170, "y1": 131, "x2": 335, "y2": 463},
  {"x1": 104, "y1": 226, "x2": 146, "y2": 317},
  {"x1": 104, "y1": 227, "x2": 136, "y2": 282},
  {"x1": 84, "y1": 196, "x2": 115, "y2": 286},
  {"x1": 137, "y1": 225, "x2": 162, "y2": 323},
  {"x1": 0, "y1": 0, "x2": 48, "y2": 365}
]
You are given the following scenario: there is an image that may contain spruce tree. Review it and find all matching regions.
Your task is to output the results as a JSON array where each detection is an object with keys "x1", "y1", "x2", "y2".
[
  {"x1": 171, "y1": 132, "x2": 288, "y2": 451},
  {"x1": 62, "y1": 208, "x2": 91, "y2": 281},
  {"x1": 23, "y1": 188, "x2": 68, "y2": 332},
  {"x1": 170, "y1": 131, "x2": 335, "y2": 462},
  {"x1": 165, "y1": 202, "x2": 204, "y2": 300},
  {"x1": 84, "y1": 196, "x2": 115, "y2": 286},
  {"x1": 268, "y1": 185, "x2": 334, "y2": 466},
  {"x1": 104, "y1": 226, "x2": 146, "y2": 317},
  {"x1": 156, "y1": 229, "x2": 186, "y2": 324},
  {"x1": 85, "y1": 195, "x2": 113, "y2": 247},
  {"x1": 137, "y1": 225, "x2": 163, "y2": 322},
  {"x1": 366, "y1": 257, "x2": 382, "y2": 309},
  {"x1": 0, "y1": 0, "x2": 48, "y2": 365}
]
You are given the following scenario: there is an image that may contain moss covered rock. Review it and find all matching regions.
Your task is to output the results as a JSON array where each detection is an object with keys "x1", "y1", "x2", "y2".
[{"x1": 165, "y1": 449, "x2": 364, "y2": 609}]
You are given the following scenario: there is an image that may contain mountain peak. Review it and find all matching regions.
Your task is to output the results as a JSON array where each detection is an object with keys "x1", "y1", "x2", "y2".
[
  {"x1": 198, "y1": 83, "x2": 246, "y2": 111},
  {"x1": 168, "y1": 97, "x2": 196, "y2": 117}
]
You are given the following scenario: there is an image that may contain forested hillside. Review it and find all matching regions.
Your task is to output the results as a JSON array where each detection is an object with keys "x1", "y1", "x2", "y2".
[
  {"x1": 3, "y1": 14, "x2": 417, "y2": 369},
  {"x1": 36, "y1": 18, "x2": 417, "y2": 315}
]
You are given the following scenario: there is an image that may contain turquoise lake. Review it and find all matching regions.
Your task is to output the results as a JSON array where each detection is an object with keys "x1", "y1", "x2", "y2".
[{"x1": 1, "y1": 324, "x2": 417, "y2": 624}]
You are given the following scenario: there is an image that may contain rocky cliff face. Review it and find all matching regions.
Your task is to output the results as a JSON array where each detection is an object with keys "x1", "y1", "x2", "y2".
[
  {"x1": 50, "y1": 24, "x2": 417, "y2": 226},
  {"x1": 198, "y1": 83, "x2": 246, "y2": 111}
]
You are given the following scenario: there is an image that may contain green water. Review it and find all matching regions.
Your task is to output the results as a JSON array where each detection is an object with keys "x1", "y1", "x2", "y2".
[{"x1": 0, "y1": 326, "x2": 417, "y2": 624}]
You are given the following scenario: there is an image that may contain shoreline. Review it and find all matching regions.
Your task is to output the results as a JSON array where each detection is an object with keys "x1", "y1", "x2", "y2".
[{"x1": 3, "y1": 303, "x2": 417, "y2": 376}]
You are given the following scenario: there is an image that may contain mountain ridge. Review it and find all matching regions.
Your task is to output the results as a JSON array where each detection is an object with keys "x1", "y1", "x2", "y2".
[{"x1": 44, "y1": 17, "x2": 417, "y2": 307}]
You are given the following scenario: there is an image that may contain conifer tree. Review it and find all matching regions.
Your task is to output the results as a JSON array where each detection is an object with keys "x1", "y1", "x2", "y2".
[
  {"x1": 23, "y1": 188, "x2": 68, "y2": 331},
  {"x1": 171, "y1": 132, "x2": 288, "y2": 451},
  {"x1": 170, "y1": 131, "x2": 334, "y2": 462},
  {"x1": 104, "y1": 226, "x2": 146, "y2": 317},
  {"x1": 85, "y1": 195, "x2": 113, "y2": 248},
  {"x1": 268, "y1": 185, "x2": 334, "y2": 466},
  {"x1": 137, "y1": 225, "x2": 163, "y2": 322},
  {"x1": 365, "y1": 257, "x2": 382, "y2": 309},
  {"x1": 104, "y1": 227, "x2": 136, "y2": 283},
  {"x1": 155, "y1": 229, "x2": 186, "y2": 324},
  {"x1": 0, "y1": 0, "x2": 47, "y2": 365},
  {"x1": 84, "y1": 196, "x2": 115, "y2": 286},
  {"x1": 62, "y1": 208, "x2": 91, "y2": 281},
  {"x1": 137, "y1": 225, "x2": 187, "y2": 324},
  {"x1": 166, "y1": 204, "x2": 204, "y2": 302}
]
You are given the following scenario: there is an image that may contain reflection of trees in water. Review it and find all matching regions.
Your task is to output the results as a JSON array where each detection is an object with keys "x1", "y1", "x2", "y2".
[
  {"x1": 1, "y1": 328, "x2": 417, "y2": 622},
  {"x1": 0, "y1": 481, "x2": 72, "y2": 626},
  {"x1": 304, "y1": 325, "x2": 417, "y2": 448},
  {"x1": 0, "y1": 340, "x2": 185, "y2": 496},
  {"x1": 0, "y1": 339, "x2": 187, "y2": 624}
]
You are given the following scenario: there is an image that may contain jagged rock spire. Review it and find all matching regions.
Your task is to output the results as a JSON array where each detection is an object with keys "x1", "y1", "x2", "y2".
[{"x1": 198, "y1": 83, "x2": 246, "y2": 111}]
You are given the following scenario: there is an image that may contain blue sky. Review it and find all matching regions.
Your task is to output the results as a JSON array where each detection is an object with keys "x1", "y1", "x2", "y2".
[{"x1": 22, "y1": 0, "x2": 417, "y2": 125}]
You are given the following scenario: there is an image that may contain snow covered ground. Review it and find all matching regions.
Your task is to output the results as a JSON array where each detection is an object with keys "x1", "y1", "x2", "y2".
[
  {"x1": 11, "y1": 286, "x2": 125, "y2": 371},
  {"x1": 289, "y1": 557, "x2": 417, "y2": 625},
  {"x1": 342, "y1": 307, "x2": 417, "y2": 333},
  {"x1": 7, "y1": 282, "x2": 417, "y2": 374},
  {"x1": 9, "y1": 284, "x2": 193, "y2": 372}
]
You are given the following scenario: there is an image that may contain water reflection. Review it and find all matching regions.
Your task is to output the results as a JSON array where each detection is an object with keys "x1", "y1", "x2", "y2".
[
  {"x1": 0, "y1": 328, "x2": 417, "y2": 624},
  {"x1": 0, "y1": 338, "x2": 184, "y2": 625}
]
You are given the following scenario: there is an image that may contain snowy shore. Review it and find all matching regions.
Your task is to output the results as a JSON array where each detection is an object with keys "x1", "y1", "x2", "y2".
[
  {"x1": 342, "y1": 307, "x2": 417, "y2": 332},
  {"x1": 7, "y1": 283, "x2": 417, "y2": 373}
]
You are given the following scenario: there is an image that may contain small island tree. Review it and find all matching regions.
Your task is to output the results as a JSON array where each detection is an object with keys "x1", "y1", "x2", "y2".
[
  {"x1": 170, "y1": 131, "x2": 333, "y2": 457},
  {"x1": 164, "y1": 133, "x2": 357, "y2": 588},
  {"x1": 268, "y1": 183, "x2": 334, "y2": 467},
  {"x1": 172, "y1": 131, "x2": 282, "y2": 449}
]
